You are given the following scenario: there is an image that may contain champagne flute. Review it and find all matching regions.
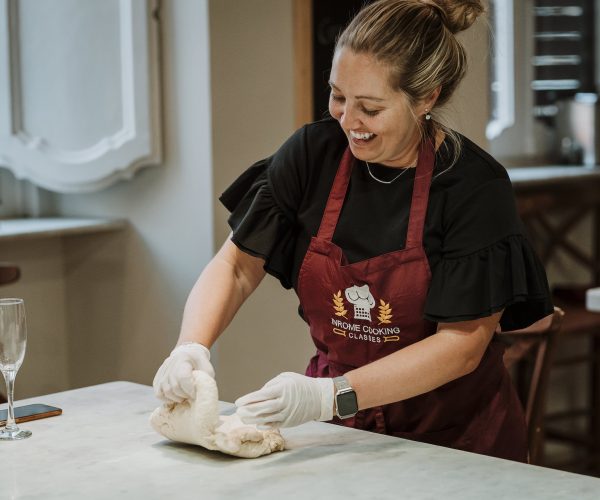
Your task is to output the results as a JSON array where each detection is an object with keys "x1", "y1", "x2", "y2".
[{"x1": 0, "y1": 298, "x2": 32, "y2": 440}]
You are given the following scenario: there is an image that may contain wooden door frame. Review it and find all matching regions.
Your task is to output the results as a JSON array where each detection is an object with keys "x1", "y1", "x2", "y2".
[{"x1": 293, "y1": 0, "x2": 313, "y2": 128}]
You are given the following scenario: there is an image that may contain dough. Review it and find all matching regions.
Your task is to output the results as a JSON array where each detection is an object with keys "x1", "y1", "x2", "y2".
[{"x1": 150, "y1": 370, "x2": 285, "y2": 458}]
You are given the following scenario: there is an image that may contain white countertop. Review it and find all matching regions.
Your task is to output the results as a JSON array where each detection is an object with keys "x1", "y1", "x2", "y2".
[
  {"x1": 0, "y1": 217, "x2": 126, "y2": 241},
  {"x1": 1, "y1": 382, "x2": 599, "y2": 499},
  {"x1": 507, "y1": 165, "x2": 600, "y2": 188}
]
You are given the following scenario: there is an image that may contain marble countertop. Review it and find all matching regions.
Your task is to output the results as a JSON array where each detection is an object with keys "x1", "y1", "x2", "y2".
[
  {"x1": 1, "y1": 382, "x2": 599, "y2": 499},
  {"x1": 0, "y1": 217, "x2": 126, "y2": 241}
]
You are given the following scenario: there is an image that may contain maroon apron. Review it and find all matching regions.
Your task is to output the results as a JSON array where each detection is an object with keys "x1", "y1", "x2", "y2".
[{"x1": 297, "y1": 141, "x2": 528, "y2": 462}]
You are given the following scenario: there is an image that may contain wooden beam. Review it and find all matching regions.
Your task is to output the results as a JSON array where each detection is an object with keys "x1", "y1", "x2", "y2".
[{"x1": 293, "y1": 0, "x2": 313, "y2": 129}]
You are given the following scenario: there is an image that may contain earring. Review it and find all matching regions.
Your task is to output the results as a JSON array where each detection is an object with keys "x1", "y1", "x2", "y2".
[{"x1": 425, "y1": 109, "x2": 431, "y2": 121}]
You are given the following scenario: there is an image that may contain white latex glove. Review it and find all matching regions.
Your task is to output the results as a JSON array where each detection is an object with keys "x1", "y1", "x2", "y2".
[
  {"x1": 234, "y1": 372, "x2": 334, "y2": 429},
  {"x1": 153, "y1": 343, "x2": 215, "y2": 403}
]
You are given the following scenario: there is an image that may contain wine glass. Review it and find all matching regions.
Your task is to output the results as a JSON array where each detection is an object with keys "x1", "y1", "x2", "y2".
[{"x1": 0, "y1": 298, "x2": 31, "y2": 440}]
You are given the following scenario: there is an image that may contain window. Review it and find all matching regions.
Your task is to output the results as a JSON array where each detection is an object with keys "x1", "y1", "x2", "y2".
[
  {"x1": 488, "y1": 0, "x2": 596, "y2": 164},
  {"x1": 532, "y1": 1, "x2": 595, "y2": 124}
]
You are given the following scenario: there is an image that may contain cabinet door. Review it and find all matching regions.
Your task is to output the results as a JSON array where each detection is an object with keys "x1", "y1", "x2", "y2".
[{"x1": 0, "y1": 0, "x2": 162, "y2": 193}]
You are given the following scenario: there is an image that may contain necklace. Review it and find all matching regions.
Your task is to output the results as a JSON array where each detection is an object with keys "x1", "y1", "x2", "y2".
[{"x1": 365, "y1": 161, "x2": 416, "y2": 184}]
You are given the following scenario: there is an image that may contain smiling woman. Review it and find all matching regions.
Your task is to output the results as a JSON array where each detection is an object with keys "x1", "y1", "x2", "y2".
[
  {"x1": 154, "y1": 0, "x2": 554, "y2": 464},
  {"x1": 328, "y1": 49, "x2": 432, "y2": 168}
]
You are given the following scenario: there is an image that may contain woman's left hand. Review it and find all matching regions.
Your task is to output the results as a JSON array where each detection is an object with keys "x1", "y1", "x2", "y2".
[{"x1": 235, "y1": 372, "x2": 334, "y2": 428}]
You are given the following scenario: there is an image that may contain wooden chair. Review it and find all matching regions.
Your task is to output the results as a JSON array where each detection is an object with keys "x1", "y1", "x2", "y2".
[
  {"x1": 0, "y1": 263, "x2": 20, "y2": 405},
  {"x1": 498, "y1": 307, "x2": 565, "y2": 465},
  {"x1": 545, "y1": 286, "x2": 600, "y2": 475},
  {"x1": 515, "y1": 190, "x2": 600, "y2": 475}
]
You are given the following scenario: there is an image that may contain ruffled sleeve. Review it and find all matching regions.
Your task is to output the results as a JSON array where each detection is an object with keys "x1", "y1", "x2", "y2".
[
  {"x1": 218, "y1": 127, "x2": 309, "y2": 290},
  {"x1": 219, "y1": 157, "x2": 297, "y2": 289},
  {"x1": 424, "y1": 177, "x2": 553, "y2": 331}
]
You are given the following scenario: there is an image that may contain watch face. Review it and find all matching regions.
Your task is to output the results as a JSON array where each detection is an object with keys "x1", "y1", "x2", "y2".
[{"x1": 337, "y1": 390, "x2": 358, "y2": 418}]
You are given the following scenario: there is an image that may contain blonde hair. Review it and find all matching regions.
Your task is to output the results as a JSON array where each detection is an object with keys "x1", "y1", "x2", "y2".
[{"x1": 335, "y1": 0, "x2": 485, "y2": 169}]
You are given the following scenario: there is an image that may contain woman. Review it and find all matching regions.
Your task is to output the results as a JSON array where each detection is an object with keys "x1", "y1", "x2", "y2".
[{"x1": 154, "y1": 0, "x2": 553, "y2": 462}]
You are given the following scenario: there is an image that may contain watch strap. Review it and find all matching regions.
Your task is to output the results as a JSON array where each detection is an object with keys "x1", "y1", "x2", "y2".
[{"x1": 333, "y1": 376, "x2": 351, "y2": 391}]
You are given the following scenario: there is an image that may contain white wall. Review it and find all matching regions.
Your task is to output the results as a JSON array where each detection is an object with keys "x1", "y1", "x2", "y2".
[{"x1": 45, "y1": 0, "x2": 214, "y2": 389}]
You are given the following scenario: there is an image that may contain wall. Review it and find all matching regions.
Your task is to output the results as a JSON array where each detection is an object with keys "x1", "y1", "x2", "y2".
[
  {"x1": 45, "y1": 0, "x2": 214, "y2": 390},
  {"x1": 209, "y1": 0, "x2": 317, "y2": 401},
  {"x1": 445, "y1": 15, "x2": 491, "y2": 149},
  {"x1": 0, "y1": 238, "x2": 70, "y2": 397}
]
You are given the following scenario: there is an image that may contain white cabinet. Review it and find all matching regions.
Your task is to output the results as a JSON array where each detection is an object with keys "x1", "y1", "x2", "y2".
[{"x1": 0, "y1": 0, "x2": 162, "y2": 193}]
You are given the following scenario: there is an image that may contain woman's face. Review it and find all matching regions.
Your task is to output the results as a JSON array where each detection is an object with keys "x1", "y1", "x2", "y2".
[{"x1": 328, "y1": 48, "x2": 426, "y2": 167}]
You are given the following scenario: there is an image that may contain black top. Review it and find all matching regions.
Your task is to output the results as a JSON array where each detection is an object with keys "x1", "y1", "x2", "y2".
[{"x1": 219, "y1": 117, "x2": 553, "y2": 331}]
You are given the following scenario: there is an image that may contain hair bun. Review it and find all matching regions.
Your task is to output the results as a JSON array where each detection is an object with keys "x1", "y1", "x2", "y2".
[{"x1": 423, "y1": 0, "x2": 485, "y2": 34}]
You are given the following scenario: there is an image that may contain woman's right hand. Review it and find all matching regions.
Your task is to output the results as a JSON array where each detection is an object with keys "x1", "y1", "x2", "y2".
[{"x1": 153, "y1": 343, "x2": 215, "y2": 403}]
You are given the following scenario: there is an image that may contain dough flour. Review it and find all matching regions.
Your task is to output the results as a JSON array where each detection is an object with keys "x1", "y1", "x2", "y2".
[{"x1": 150, "y1": 370, "x2": 285, "y2": 458}]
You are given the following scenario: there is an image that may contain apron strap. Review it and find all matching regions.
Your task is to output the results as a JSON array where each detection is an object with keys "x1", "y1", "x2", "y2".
[
  {"x1": 316, "y1": 148, "x2": 354, "y2": 241},
  {"x1": 405, "y1": 139, "x2": 435, "y2": 249}
]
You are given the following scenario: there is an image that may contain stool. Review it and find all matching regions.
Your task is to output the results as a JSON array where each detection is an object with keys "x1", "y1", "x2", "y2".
[
  {"x1": 544, "y1": 285, "x2": 600, "y2": 476},
  {"x1": 498, "y1": 307, "x2": 564, "y2": 465},
  {"x1": 0, "y1": 264, "x2": 20, "y2": 286}
]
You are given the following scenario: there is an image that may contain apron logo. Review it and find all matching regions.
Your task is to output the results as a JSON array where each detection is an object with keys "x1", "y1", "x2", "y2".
[
  {"x1": 329, "y1": 284, "x2": 401, "y2": 344},
  {"x1": 344, "y1": 285, "x2": 375, "y2": 321}
]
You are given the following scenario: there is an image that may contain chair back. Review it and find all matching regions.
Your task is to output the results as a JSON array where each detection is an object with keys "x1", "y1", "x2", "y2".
[{"x1": 497, "y1": 306, "x2": 565, "y2": 465}]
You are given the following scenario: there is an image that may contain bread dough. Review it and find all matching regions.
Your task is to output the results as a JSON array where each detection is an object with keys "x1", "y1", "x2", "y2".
[{"x1": 150, "y1": 370, "x2": 285, "y2": 458}]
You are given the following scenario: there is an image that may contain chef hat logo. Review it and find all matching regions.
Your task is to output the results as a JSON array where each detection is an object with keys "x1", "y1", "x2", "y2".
[{"x1": 345, "y1": 284, "x2": 376, "y2": 322}]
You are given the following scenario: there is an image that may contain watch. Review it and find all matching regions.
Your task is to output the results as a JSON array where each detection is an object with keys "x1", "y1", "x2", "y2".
[{"x1": 333, "y1": 376, "x2": 358, "y2": 419}]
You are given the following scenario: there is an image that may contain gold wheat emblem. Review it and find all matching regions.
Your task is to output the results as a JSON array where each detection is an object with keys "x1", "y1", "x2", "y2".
[
  {"x1": 332, "y1": 291, "x2": 348, "y2": 319},
  {"x1": 377, "y1": 299, "x2": 393, "y2": 325}
]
